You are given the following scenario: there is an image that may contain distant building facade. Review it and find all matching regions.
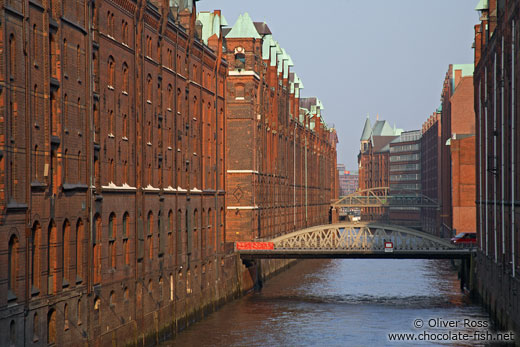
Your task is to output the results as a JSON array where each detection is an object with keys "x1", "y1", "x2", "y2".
[
  {"x1": 421, "y1": 110, "x2": 442, "y2": 236},
  {"x1": 337, "y1": 164, "x2": 358, "y2": 196},
  {"x1": 358, "y1": 117, "x2": 402, "y2": 220},
  {"x1": 388, "y1": 130, "x2": 422, "y2": 225}
]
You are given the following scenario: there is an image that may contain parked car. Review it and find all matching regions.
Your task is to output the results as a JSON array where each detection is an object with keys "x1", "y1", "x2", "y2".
[{"x1": 450, "y1": 232, "x2": 477, "y2": 245}]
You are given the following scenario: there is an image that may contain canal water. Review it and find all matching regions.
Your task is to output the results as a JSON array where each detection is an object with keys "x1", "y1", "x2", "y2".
[{"x1": 165, "y1": 259, "x2": 504, "y2": 346}]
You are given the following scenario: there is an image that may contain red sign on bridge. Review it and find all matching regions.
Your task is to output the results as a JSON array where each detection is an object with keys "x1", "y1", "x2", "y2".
[{"x1": 235, "y1": 242, "x2": 275, "y2": 251}]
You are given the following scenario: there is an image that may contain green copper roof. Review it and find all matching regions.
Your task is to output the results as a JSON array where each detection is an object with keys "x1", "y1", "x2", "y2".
[
  {"x1": 451, "y1": 63, "x2": 474, "y2": 89},
  {"x1": 262, "y1": 35, "x2": 276, "y2": 60},
  {"x1": 225, "y1": 12, "x2": 261, "y2": 39},
  {"x1": 360, "y1": 116, "x2": 372, "y2": 141},
  {"x1": 475, "y1": 0, "x2": 488, "y2": 11},
  {"x1": 197, "y1": 11, "x2": 227, "y2": 44}
]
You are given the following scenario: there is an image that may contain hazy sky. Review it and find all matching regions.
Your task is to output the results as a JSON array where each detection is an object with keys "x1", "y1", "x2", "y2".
[{"x1": 198, "y1": 1, "x2": 480, "y2": 170}]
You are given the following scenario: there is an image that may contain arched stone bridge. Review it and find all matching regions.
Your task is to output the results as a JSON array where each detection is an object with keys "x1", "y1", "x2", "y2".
[{"x1": 236, "y1": 222, "x2": 474, "y2": 259}]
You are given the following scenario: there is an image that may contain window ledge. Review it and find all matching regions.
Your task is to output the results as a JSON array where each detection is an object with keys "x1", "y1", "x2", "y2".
[
  {"x1": 122, "y1": 136, "x2": 128, "y2": 141},
  {"x1": 107, "y1": 85, "x2": 114, "y2": 90}
]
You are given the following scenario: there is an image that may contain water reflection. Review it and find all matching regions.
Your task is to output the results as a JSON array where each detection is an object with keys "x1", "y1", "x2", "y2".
[{"x1": 165, "y1": 259, "x2": 497, "y2": 346}]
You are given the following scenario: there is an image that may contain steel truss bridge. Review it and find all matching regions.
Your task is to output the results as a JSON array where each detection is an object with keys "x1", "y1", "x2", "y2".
[
  {"x1": 237, "y1": 222, "x2": 474, "y2": 260},
  {"x1": 332, "y1": 187, "x2": 439, "y2": 209}
]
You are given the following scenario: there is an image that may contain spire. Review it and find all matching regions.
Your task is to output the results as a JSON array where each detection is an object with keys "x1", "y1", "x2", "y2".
[{"x1": 360, "y1": 115, "x2": 372, "y2": 141}]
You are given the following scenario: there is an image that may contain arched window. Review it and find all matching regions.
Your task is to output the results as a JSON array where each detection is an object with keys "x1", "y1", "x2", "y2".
[
  {"x1": 158, "y1": 211, "x2": 162, "y2": 257},
  {"x1": 147, "y1": 211, "x2": 153, "y2": 259},
  {"x1": 109, "y1": 110, "x2": 114, "y2": 135},
  {"x1": 122, "y1": 20, "x2": 128, "y2": 44},
  {"x1": 122, "y1": 63, "x2": 128, "y2": 93},
  {"x1": 168, "y1": 210, "x2": 174, "y2": 255},
  {"x1": 33, "y1": 312, "x2": 39, "y2": 341},
  {"x1": 123, "y1": 114, "x2": 128, "y2": 138},
  {"x1": 109, "y1": 213, "x2": 116, "y2": 269},
  {"x1": 107, "y1": 56, "x2": 115, "y2": 87},
  {"x1": 34, "y1": 144, "x2": 39, "y2": 181},
  {"x1": 47, "y1": 309, "x2": 56, "y2": 344},
  {"x1": 9, "y1": 34, "x2": 16, "y2": 79},
  {"x1": 8, "y1": 234, "x2": 19, "y2": 294},
  {"x1": 167, "y1": 84, "x2": 173, "y2": 110},
  {"x1": 146, "y1": 36, "x2": 152, "y2": 58},
  {"x1": 62, "y1": 220, "x2": 70, "y2": 284},
  {"x1": 77, "y1": 151, "x2": 82, "y2": 183},
  {"x1": 10, "y1": 320, "x2": 15, "y2": 346},
  {"x1": 48, "y1": 221, "x2": 57, "y2": 294},
  {"x1": 109, "y1": 291, "x2": 115, "y2": 307},
  {"x1": 176, "y1": 209, "x2": 182, "y2": 259},
  {"x1": 123, "y1": 160, "x2": 128, "y2": 184},
  {"x1": 107, "y1": 11, "x2": 114, "y2": 37},
  {"x1": 49, "y1": 33, "x2": 56, "y2": 78},
  {"x1": 208, "y1": 208, "x2": 213, "y2": 255},
  {"x1": 93, "y1": 215, "x2": 101, "y2": 284},
  {"x1": 63, "y1": 39, "x2": 67, "y2": 73},
  {"x1": 77, "y1": 45, "x2": 81, "y2": 80},
  {"x1": 76, "y1": 219, "x2": 84, "y2": 281},
  {"x1": 63, "y1": 148, "x2": 68, "y2": 183},
  {"x1": 31, "y1": 222, "x2": 41, "y2": 289},
  {"x1": 64, "y1": 303, "x2": 69, "y2": 331},
  {"x1": 123, "y1": 213, "x2": 130, "y2": 266},
  {"x1": 220, "y1": 207, "x2": 225, "y2": 250},
  {"x1": 33, "y1": 25, "x2": 38, "y2": 62},
  {"x1": 77, "y1": 299, "x2": 82, "y2": 325},
  {"x1": 159, "y1": 276, "x2": 163, "y2": 301},
  {"x1": 170, "y1": 274, "x2": 174, "y2": 301},
  {"x1": 146, "y1": 74, "x2": 152, "y2": 102}
]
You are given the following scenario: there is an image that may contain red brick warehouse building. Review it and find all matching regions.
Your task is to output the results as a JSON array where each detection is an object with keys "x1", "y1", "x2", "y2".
[
  {"x1": 222, "y1": 13, "x2": 339, "y2": 242},
  {"x1": 358, "y1": 116, "x2": 402, "y2": 220},
  {"x1": 473, "y1": 0, "x2": 520, "y2": 332},
  {"x1": 439, "y1": 64, "x2": 476, "y2": 237},
  {"x1": 0, "y1": 1, "x2": 339, "y2": 346},
  {"x1": 0, "y1": 0, "x2": 233, "y2": 345}
]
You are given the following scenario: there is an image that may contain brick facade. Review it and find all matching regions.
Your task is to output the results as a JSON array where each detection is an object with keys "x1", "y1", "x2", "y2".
[
  {"x1": 0, "y1": 1, "x2": 338, "y2": 345},
  {"x1": 0, "y1": 1, "x2": 231, "y2": 345},
  {"x1": 421, "y1": 111, "x2": 442, "y2": 236},
  {"x1": 223, "y1": 16, "x2": 338, "y2": 242},
  {"x1": 440, "y1": 64, "x2": 476, "y2": 236},
  {"x1": 474, "y1": 0, "x2": 520, "y2": 280}
]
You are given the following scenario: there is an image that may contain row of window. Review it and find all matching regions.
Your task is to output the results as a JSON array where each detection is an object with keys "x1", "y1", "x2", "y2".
[
  {"x1": 7, "y1": 207, "x2": 225, "y2": 299},
  {"x1": 389, "y1": 153, "x2": 420, "y2": 162},
  {"x1": 390, "y1": 173, "x2": 421, "y2": 182},
  {"x1": 389, "y1": 143, "x2": 420, "y2": 153},
  {"x1": 390, "y1": 163, "x2": 421, "y2": 172}
]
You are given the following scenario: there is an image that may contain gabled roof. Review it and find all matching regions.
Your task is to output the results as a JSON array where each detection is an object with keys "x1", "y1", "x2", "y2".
[
  {"x1": 225, "y1": 13, "x2": 261, "y2": 39},
  {"x1": 475, "y1": 0, "x2": 488, "y2": 11},
  {"x1": 372, "y1": 120, "x2": 396, "y2": 136},
  {"x1": 360, "y1": 116, "x2": 372, "y2": 141}
]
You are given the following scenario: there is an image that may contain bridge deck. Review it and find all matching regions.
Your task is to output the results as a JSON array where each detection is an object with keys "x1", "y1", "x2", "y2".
[{"x1": 239, "y1": 249, "x2": 475, "y2": 260}]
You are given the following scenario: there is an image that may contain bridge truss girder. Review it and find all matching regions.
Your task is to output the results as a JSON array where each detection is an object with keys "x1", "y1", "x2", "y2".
[
  {"x1": 332, "y1": 187, "x2": 439, "y2": 209},
  {"x1": 238, "y1": 222, "x2": 474, "y2": 259}
]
